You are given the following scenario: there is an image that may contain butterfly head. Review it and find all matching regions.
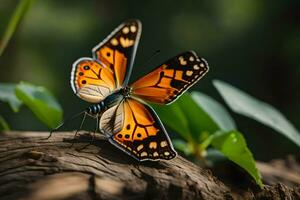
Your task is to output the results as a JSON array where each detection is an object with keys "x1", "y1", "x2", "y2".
[{"x1": 121, "y1": 86, "x2": 132, "y2": 98}]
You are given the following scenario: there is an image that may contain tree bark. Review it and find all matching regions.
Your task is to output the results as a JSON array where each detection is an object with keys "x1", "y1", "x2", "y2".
[
  {"x1": 0, "y1": 131, "x2": 232, "y2": 200},
  {"x1": 0, "y1": 131, "x2": 299, "y2": 200}
]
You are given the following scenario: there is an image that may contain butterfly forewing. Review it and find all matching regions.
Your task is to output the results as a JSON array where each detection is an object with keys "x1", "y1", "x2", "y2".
[
  {"x1": 130, "y1": 51, "x2": 209, "y2": 104},
  {"x1": 71, "y1": 19, "x2": 142, "y2": 103},
  {"x1": 70, "y1": 58, "x2": 116, "y2": 103},
  {"x1": 92, "y1": 20, "x2": 142, "y2": 87},
  {"x1": 100, "y1": 98, "x2": 176, "y2": 161}
]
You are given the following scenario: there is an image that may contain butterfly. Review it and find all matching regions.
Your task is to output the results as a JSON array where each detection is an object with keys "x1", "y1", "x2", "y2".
[{"x1": 70, "y1": 19, "x2": 209, "y2": 161}]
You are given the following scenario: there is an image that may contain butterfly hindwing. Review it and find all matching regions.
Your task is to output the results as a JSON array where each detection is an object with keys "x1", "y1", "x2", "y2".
[
  {"x1": 99, "y1": 98, "x2": 176, "y2": 161},
  {"x1": 70, "y1": 58, "x2": 116, "y2": 103},
  {"x1": 100, "y1": 102, "x2": 124, "y2": 134},
  {"x1": 92, "y1": 19, "x2": 142, "y2": 87},
  {"x1": 130, "y1": 51, "x2": 209, "y2": 104}
]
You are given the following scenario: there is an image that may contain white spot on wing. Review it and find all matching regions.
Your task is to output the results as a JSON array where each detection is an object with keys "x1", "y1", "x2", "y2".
[
  {"x1": 160, "y1": 141, "x2": 167, "y2": 147},
  {"x1": 122, "y1": 27, "x2": 129, "y2": 34},
  {"x1": 186, "y1": 70, "x2": 193, "y2": 76},
  {"x1": 137, "y1": 144, "x2": 144, "y2": 151},
  {"x1": 179, "y1": 56, "x2": 187, "y2": 65},
  {"x1": 130, "y1": 25, "x2": 137, "y2": 33},
  {"x1": 141, "y1": 152, "x2": 148, "y2": 157},
  {"x1": 193, "y1": 65, "x2": 200, "y2": 70},
  {"x1": 120, "y1": 37, "x2": 134, "y2": 48},
  {"x1": 111, "y1": 38, "x2": 119, "y2": 46}
]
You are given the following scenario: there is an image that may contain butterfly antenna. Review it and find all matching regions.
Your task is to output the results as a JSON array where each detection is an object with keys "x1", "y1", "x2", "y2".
[{"x1": 44, "y1": 110, "x2": 86, "y2": 140}]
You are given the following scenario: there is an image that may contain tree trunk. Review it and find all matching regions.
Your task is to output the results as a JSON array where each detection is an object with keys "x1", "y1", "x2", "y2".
[{"x1": 0, "y1": 131, "x2": 298, "y2": 200}]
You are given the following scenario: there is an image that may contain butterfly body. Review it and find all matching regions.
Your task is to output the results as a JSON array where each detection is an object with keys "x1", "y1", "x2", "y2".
[
  {"x1": 70, "y1": 19, "x2": 209, "y2": 161},
  {"x1": 86, "y1": 88, "x2": 125, "y2": 116}
]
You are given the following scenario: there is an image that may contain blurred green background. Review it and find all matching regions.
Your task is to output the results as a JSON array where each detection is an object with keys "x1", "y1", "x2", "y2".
[{"x1": 0, "y1": 0, "x2": 299, "y2": 160}]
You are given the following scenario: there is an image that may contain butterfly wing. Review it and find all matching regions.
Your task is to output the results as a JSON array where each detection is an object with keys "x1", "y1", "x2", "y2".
[
  {"x1": 92, "y1": 19, "x2": 142, "y2": 87},
  {"x1": 70, "y1": 58, "x2": 116, "y2": 103},
  {"x1": 71, "y1": 19, "x2": 141, "y2": 103},
  {"x1": 130, "y1": 51, "x2": 209, "y2": 104},
  {"x1": 99, "y1": 98, "x2": 176, "y2": 161}
]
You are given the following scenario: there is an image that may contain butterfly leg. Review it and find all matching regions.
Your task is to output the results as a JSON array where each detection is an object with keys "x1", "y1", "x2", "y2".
[
  {"x1": 69, "y1": 112, "x2": 87, "y2": 148},
  {"x1": 76, "y1": 116, "x2": 101, "y2": 151},
  {"x1": 44, "y1": 126, "x2": 59, "y2": 140},
  {"x1": 44, "y1": 119, "x2": 67, "y2": 140},
  {"x1": 85, "y1": 116, "x2": 99, "y2": 144},
  {"x1": 43, "y1": 111, "x2": 86, "y2": 140}
]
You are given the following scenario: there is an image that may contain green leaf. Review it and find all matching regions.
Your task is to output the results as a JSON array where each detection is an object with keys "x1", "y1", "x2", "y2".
[
  {"x1": 0, "y1": 115, "x2": 10, "y2": 131},
  {"x1": 176, "y1": 93, "x2": 220, "y2": 141},
  {"x1": 0, "y1": 83, "x2": 22, "y2": 112},
  {"x1": 191, "y1": 91, "x2": 236, "y2": 131},
  {"x1": 213, "y1": 79, "x2": 300, "y2": 148},
  {"x1": 0, "y1": 0, "x2": 35, "y2": 56},
  {"x1": 151, "y1": 102, "x2": 192, "y2": 141},
  {"x1": 15, "y1": 82, "x2": 62, "y2": 129},
  {"x1": 211, "y1": 130, "x2": 263, "y2": 188},
  {"x1": 153, "y1": 93, "x2": 220, "y2": 143}
]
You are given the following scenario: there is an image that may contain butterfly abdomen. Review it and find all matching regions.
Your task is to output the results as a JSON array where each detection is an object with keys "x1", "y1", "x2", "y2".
[
  {"x1": 87, "y1": 91, "x2": 124, "y2": 115},
  {"x1": 87, "y1": 103, "x2": 104, "y2": 115}
]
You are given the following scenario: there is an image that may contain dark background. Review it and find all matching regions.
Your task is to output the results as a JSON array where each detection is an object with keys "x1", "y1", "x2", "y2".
[{"x1": 0, "y1": 0, "x2": 299, "y2": 160}]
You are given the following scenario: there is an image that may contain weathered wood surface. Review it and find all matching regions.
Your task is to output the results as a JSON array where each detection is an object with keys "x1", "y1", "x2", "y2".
[
  {"x1": 0, "y1": 131, "x2": 299, "y2": 200},
  {"x1": 0, "y1": 131, "x2": 232, "y2": 200}
]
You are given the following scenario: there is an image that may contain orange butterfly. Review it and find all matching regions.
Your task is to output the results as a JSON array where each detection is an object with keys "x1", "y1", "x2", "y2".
[{"x1": 70, "y1": 19, "x2": 209, "y2": 161}]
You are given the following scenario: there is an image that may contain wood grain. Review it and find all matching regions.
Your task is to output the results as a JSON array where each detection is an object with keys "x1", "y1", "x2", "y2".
[
  {"x1": 0, "y1": 131, "x2": 299, "y2": 200},
  {"x1": 0, "y1": 131, "x2": 231, "y2": 200}
]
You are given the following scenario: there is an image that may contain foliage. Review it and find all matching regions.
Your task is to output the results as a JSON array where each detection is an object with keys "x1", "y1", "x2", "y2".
[
  {"x1": 152, "y1": 91, "x2": 263, "y2": 188},
  {"x1": 153, "y1": 80, "x2": 300, "y2": 188},
  {"x1": 210, "y1": 130, "x2": 262, "y2": 186},
  {"x1": 0, "y1": 82, "x2": 62, "y2": 129},
  {"x1": 0, "y1": 115, "x2": 10, "y2": 131},
  {"x1": 0, "y1": 83, "x2": 22, "y2": 112},
  {"x1": 0, "y1": 1, "x2": 62, "y2": 130},
  {"x1": 213, "y1": 80, "x2": 300, "y2": 148},
  {"x1": 0, "y1": 0, "x2": 35, "y2": 56},
  {"x1": 15, "y1": 82, "x2": 62, "y2": 129}
]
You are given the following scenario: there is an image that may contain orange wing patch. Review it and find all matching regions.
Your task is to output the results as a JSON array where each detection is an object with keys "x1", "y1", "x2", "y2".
[
  {"x1": 115, "y1": 99, "x2": 159, "y2": 141},
  {"x1": 71, "y1": 58, "x2": 116, "y2": 103},
  {"x1": 104, "y1": 98, "x2": 176, "y2": 161},
  {"x1": 130, "y1": 51, "x2": 209, "y2": 104},
  {"x1": 92, "y1": 20, "x2": 141, "y2": 87}
]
